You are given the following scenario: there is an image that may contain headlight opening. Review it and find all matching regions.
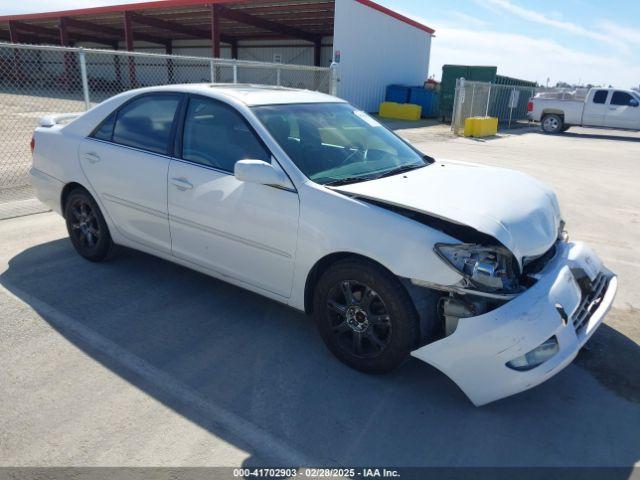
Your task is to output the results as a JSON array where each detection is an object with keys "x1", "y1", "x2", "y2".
[{"x1": 435, "y1": 243, "x2": 520, "y2": 293}]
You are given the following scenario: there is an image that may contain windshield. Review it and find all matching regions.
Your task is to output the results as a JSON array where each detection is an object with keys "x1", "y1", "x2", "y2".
[{"x1": 252, "y1": 103, "x2": 431, "y2": 185}]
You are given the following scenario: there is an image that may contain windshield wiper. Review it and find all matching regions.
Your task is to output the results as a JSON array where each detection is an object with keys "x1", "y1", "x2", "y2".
[
  {"x1": 323, "y1": 176, "x2": 376, "y2": 186},
  {"x1": 323, "y1": 163, "x2": 427, "y2": 186},
  {"x1": 372, "y1": 163, "x2": 426, "y2": 180}
]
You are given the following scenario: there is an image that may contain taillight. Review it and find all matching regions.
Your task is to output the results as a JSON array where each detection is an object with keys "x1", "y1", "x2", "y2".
[
  {"x1": 527, "y1": 101, "x2": 534, "y2": 112},
  {"x1": 30, "y1": 136, "x2": 35, "y2": 154}
]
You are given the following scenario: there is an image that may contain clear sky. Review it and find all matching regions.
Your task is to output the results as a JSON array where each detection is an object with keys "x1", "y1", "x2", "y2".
[
  {"x1": 378, "y1": 0, "x2": 640, "y2": 88},
  {"x1": 1, "y1": 0, "x2": 639, "y2": 88}
]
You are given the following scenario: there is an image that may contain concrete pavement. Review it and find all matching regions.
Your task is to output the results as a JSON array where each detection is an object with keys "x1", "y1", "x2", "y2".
[{"x1": 0, "y1": 124, "x2": 639, "y2": 468}]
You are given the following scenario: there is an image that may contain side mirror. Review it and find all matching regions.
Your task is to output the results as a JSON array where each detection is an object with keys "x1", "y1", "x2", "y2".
[
  {"x1": 234, "y1": 159, "x2": 290, "y2": 188},
  {"x1": 630, "y1": 99, "x2": 639, "y2": 107}
]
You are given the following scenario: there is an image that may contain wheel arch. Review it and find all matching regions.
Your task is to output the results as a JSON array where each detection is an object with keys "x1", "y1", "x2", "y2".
[
  {"x1": 60, "y1": 182, "x2": 90, "y2": 216},
  {"x1": 541, "y1": 109, "x2": 565, "y2": 118},
  {"x1": 303, "y1": 251, "x2": 401, "y2": 315}
]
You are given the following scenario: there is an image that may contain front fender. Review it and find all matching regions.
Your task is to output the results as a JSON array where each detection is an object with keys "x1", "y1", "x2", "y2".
[{"x1": 288, "y1": 182, "x2": 462, "y2": 311}]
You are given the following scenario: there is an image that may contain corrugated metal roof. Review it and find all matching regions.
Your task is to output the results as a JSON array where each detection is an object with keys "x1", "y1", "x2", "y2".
[{"x1": 0, "y1": 0, "x2": 433, "y2": 46}]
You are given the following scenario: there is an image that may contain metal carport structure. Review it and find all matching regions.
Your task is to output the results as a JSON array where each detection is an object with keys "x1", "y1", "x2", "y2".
[
  {"x1": 0, "y1": 0, "x2": 434, "y2": 111},
  {"x1": 0, "y1": 0, "x2": 334, "y2": 64}
]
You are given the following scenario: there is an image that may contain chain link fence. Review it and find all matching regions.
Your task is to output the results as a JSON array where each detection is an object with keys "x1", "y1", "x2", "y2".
[
  {"x1": 451, "y1": 78, "x2": 539, "y2": 135},
  {"x1": 0, "y1": 42, "x2": 334, "y2": 218}
]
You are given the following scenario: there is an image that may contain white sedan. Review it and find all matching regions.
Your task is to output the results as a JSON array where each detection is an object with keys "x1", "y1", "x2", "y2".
[{"x1": 30, "y1": 84, "x2": 617, "y2": 406}]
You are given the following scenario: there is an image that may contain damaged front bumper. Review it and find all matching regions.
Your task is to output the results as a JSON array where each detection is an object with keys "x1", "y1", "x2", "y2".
[{"x1": 411, "y1": 241, "x2": 617, "y2": 406}]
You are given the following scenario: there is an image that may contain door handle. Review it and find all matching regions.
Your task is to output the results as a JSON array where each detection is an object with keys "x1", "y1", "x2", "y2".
[
  {"x1": 84, "y1": 152, "x2": 101, "y2": 164},
  {"x1": 171, "y1": 177, "x2": 193, "y2": 191}
]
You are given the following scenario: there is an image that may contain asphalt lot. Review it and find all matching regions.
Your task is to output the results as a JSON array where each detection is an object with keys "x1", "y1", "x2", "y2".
[{"x1": 1, "y1": 123, "x2": 639, "y2": 469}]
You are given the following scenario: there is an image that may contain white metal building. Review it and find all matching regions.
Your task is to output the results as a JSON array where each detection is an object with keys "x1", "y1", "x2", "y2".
[
  {"x1": 0, "y1": 0, "x2": 434, "y2": 112},
  {"x1": 333, "y1": 0, "x2": 433, "y2": 111}
]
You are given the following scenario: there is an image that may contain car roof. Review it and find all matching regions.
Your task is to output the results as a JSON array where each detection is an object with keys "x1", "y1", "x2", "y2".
[{"x1": 131, "y1": 83, "x2": 346, "y2": 106}]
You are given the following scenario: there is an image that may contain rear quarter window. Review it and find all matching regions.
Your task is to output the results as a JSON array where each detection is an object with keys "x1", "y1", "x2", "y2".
[
  {"x1": 91, "y1": 113, "x2": 116, "y2": 141},
  {"x1": 592, "y1": 90, "x2": 608, "y2": 104}
]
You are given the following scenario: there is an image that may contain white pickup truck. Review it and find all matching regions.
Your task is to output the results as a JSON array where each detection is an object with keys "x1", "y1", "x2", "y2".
[{"x1": 527, "y1": 87, "x2": 640, "y2": 134}]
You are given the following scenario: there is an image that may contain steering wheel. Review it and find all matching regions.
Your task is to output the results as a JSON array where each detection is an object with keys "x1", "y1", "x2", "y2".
[{"x1": 339, "y1": 141, "x2": 367, "y2": 166}]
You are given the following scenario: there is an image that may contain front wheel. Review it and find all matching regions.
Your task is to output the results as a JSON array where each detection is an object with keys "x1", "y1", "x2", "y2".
[
  {"x1": 313, "y1": 259, "x2": 419, "y2": 373},
  {"x1": 541, "y1": 114, "x2": 564, "y2": 134}
]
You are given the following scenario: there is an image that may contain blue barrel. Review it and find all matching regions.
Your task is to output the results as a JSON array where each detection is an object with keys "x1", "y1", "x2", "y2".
[
  {"x1": 409, "y1": 87, "x2": 437, "y2": 117},
  {"x1": 385, "y1": 85, "x2": 411, "y2": 104}
]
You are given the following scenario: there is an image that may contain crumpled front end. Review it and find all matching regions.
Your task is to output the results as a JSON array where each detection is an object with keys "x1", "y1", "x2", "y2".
[{"x1": 411, "y1": 241, "x2": 617, "y2": 406}]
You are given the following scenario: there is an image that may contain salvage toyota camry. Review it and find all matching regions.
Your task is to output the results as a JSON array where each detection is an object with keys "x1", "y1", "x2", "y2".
[{"x1": 30, "y1": 84, "x2": 617, "y2": 406}]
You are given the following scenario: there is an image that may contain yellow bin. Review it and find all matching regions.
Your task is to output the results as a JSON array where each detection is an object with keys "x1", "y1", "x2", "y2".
[
  {"x1": 464, "y1": 116, "x2": 498, "y2": 137},
  {"x1": 379, "y1": 102, "x2": 422, "y2": 121}
]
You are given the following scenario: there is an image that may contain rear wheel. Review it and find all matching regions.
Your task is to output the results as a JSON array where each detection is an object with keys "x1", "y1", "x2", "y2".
[
  {"x1": 541, "y1": 114, "x2": 564, "y2": 134},
  {"x1": 313, "y1": 259, "x2": 419, "y2": 373},
  {"x1": 64, "y1": 188, "x2": 114, "y2": 262}
]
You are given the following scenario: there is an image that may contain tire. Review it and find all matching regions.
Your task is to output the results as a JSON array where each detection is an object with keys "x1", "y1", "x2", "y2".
[
  {"x1": 541, "y1": 114, "x2": 564, "y2": 134},
  {"x1": 313, "y1": 258, "x2": 419, "y2": 374},
  {"x1": 64, "y1": 188, "x2": 115, "y2": 262}
]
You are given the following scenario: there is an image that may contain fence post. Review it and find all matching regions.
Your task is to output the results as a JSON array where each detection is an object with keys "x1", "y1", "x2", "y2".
[
  {"x1": 233, "y1": 61, "x2": 238, "y2": 84},
  {"x1": 485, "y1": 84, "x2": 492, "y2": 117},
  {"x1": 276, "y1": 67, "x2": 282, "y2": 86},
  {"x1": 452, "y1": 77, "x2": 465, "y2": 133},
  {"x1": 210, "y1": 59, "x2": 215, "y2": 83},
  {"x1": 470, "y1": 82, "x2": 476, "y2": 117},
  {"x1": 329, "y1": 61, "x2": 339, "y2": 96},
  {"x1": 451, "y1": 78, "x2": 459, "y2": 132},
  {"x1": 508, "y1": 88, "x2": 515, "y2": 128},
  {"x1": 78, "y1": 48, "x2": 91, "y2": 110}
]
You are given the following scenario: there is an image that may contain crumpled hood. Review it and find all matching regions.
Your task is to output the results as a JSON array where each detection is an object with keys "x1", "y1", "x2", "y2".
[{"x1": 333, "y1": 160, "x2": 561, "y2": 265}]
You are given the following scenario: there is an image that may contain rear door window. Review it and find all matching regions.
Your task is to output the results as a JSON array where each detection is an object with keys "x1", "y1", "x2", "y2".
[
  {"x1": 592, "y1": 90, "x2": 608, "y2": 104},
  {"x1": 112, "y1": 94, "x2": 181, "y2": 155}
]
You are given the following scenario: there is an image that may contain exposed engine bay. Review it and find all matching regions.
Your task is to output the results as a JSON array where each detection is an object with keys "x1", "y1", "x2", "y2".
[{"x1": 373, "y1": 199, "x2": 564, "y2": 345}]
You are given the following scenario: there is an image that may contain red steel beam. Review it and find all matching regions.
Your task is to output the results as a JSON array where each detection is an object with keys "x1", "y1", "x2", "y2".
[
  {"x1": 58, "y1": 17, "x2": 75, "y2": 92},
  {"x1": 231, "y1": 39, "x2": 238, "y2": 59},
  {"x1": 235, "y1": 3, "x2": 333, "y2": 14},
  {"x1": 63, "y1": 17, "x2": 121, "y2": 38},
  {"x1": 58, "y1": 17, "x2": 70, "y2": 45},
  {"x1": 0, "y1": 0, "x2": 270, "y2": 22},
  {"x1": 7, "y1": 21, "x2": 25, "y2": 85},
  {"x1": 123, "y1": 11, "x2": 137, "y2": 87},
  {"x1": 123, "y1": 11, "x2": 134, "y2": 51},
  {"x1": 64, "y1": 16, "x2": 168, "y2": 46},
  {"x1": 114, "y1": 54, "x2": 123, "y2": 87},
  {"x1": 211, "y1": 5, "x2": 221, "y2": 58},
  {"x1": 8, "y1": 20, "x2": 20, "y2": 42},
  {"x1": 166, "y1": 43, "x2": 174, "y2": 84},
  {"x1": 314, "y1": 38, "x2": 321, "y2": 66},
  {"x1": 216, "y1": 5, "x2": 319, "y2": 43},
  {"x1": 130, "y1": 12, "x2": 234, "y2": 44},
  {"x1": 10, "y1": 21, "x2": 106, "y2": 44},
  {"x1": 11, "y1": 21, "x2": 58, "y2": 38}
]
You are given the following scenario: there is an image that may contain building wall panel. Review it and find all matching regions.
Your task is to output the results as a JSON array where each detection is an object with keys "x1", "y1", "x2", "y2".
[{"x1": 333, "y1": 0, "x2": 431, "y2": 112}]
